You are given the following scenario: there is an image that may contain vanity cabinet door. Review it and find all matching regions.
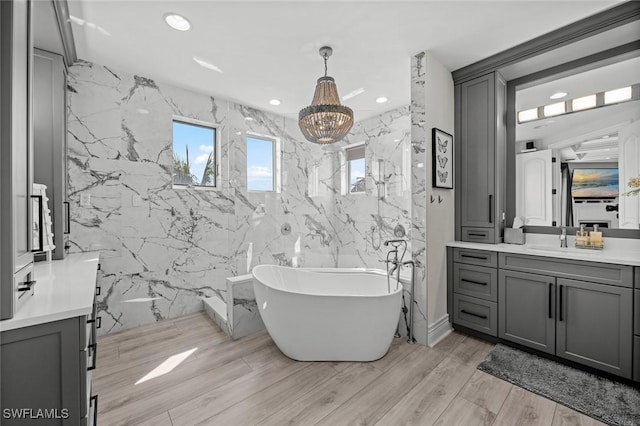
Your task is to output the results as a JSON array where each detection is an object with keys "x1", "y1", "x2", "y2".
[
  {"x1": 499, "y1": 270, "x2": 556, "y2": 355},
  {"x1": 556, "y1": 278, "x2": 633, "y2": 378},
  {"x1": 1, "y1": 317, "x2": 83, "y2": 425},
  {"x1": 459, "y1": 73, "x2": 495, "y2": 231},
  {"x1": 456, "y1": 71, "x2": 506, "y2": 243}
]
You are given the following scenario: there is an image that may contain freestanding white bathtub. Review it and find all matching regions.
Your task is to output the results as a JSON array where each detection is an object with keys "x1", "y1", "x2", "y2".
[{"x1": 252, "y1": 265, "x2": 403, "y2": 362}]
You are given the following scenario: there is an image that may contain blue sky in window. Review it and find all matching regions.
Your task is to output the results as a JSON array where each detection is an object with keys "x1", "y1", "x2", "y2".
[
  {"x1": 247, "y1": 136, "x2": 274, "y2": 191},
  {"x1": 173, "y1": 121, "x2": 215, "y2": 185},
  {"x1": 350, "y1": 158, "x2": 365, "y2": 190}
]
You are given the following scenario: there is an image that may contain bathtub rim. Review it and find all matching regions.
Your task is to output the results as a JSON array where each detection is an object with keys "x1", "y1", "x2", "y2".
[{"x1": 251, "y1": 265, "x2": 409, "y2": 299}]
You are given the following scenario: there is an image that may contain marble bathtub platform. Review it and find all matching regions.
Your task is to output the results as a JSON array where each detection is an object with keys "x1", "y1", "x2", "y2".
[{"x1": 204, "y1": 274, "x2": 265, "y2": 340}]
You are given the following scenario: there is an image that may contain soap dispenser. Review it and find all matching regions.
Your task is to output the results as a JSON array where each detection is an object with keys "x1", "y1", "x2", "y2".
[
  {"x1": 589, "y1": 224, "x2": 603, "y2": 248},
  {"x1": 576, "y1": 224, "x2": 588, "y2": 247}
]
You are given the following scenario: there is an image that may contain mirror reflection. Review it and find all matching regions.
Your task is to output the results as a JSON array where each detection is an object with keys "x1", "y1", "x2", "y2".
[{"x1": 515, "y1": 55, "x2": 640, "y2": 230}]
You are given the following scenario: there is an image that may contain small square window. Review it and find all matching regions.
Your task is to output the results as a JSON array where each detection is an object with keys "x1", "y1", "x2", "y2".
[
  {"x1": 247, "y1": 135, "x2": 275, "y2": 192},
  {"x1": 172, "y1": 119, "x2": 216, "y2": 187},
  {"x1": 347, "y1": 145, "x2": 365, "y2": 193}
]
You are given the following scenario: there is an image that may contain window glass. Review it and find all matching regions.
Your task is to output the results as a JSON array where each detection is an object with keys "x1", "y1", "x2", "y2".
[
  {"x1": 173, "y1": 120, "x2": 216, "y2": 187},
  {"x1": 247, "y1": 136, "x2": 274, "y2": 191},
  {"x1": 347, "y1": 146, "x2": 365, "y2": 193}
]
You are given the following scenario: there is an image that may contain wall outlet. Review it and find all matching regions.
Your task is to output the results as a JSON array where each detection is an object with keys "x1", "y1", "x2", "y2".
[{"x1": 80, "y1": 194, "x2": 91, "y2": 207}]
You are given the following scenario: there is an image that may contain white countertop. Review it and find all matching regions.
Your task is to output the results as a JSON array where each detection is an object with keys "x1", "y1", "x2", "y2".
[
  {"x1": 0, "y1": 252, "x2": 100, "y2": 332},
  {"x1": 448, "y1": 236, "x2": 640, "y2": 267}
]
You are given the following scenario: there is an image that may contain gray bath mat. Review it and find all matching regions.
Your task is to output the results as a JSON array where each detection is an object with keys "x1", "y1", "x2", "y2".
[{"x1": 477, "y1": 344, "x2": 639, "y2": 426}]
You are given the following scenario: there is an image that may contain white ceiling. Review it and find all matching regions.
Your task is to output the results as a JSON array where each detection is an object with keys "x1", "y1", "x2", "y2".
[{"x1": 67, "y1": 0, "x2": 623, "y2": 121}]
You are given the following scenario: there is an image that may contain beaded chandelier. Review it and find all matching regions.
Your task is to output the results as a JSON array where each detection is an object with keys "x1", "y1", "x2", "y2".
[{"x1": 299, "y1": 46, "x2": 354, "y2": 144}]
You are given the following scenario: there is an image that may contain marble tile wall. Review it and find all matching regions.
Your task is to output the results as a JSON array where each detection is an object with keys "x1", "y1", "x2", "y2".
[
  {"x1": 68, "y1": 60, "x2": 412, "y2": 336},
  {"x1": 409, "y1": 52, "x2": 429, "y2": 345},
  {"x1": 331, "y1": 106, "x2": 412, "y2": 269}
]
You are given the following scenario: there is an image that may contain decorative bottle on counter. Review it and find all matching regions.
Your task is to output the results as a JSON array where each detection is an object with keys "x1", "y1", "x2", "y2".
[{"x1": 575, "y1": 224, "x2": 588, "y2": 247}]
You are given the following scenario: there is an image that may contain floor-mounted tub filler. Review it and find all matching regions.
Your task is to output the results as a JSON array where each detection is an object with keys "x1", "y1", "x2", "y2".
[{"x1": 252, "y1": 265, "x2": 405, "y2": 361}]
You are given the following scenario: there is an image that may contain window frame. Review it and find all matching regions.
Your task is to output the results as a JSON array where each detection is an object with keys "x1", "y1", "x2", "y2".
[
  {"x1": 171, "y1": 116, "x2": 220, "y2": 190},
  {"x1": 246, "y1": 132, "x2": 280, "y2": 193},
  {"x1": 343, "y1": 142, "x2": 366, "y2": 195}
]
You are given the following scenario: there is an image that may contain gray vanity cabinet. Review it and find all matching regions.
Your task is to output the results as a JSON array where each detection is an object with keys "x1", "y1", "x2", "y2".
[
  {"x1": 455, "y1": 71, "x2": 506, "y2": 244},
  {"x1": 450, "y1": 248, "x2": 498, "y2": 336},
  {"x1": 0, "y1": 305, "x2": 99, "y2": 425},
  {"x1": 499, "y1": 270, "x2": 556, "y2": 354},
  {"x1": 1, "y1": 0, "x2": 35, "y2": 320},
  {"x1": 498, "y1": 253, "x2": 633, "y2": 379},
  {"x1": 1, "y1": 318, "x2": 81, "y2": 425},
  {"x1": 556, "y1": 278, "x2": 633, "y2": 378},
  {"x1": 449, "y1": 248, "x2": 636, "y2": 380}
]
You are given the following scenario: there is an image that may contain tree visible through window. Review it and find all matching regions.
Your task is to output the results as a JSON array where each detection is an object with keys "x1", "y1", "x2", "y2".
[
  {"x1": 247, "y1": 136, "x2": 275, "y2": 191},
  {"x1": 172, "y1": 120, "x2": 216, "y2": 187}
]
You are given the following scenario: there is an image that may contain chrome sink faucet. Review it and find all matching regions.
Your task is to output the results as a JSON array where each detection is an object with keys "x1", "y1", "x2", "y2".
[{"x1": 559, "y1": 227, "x2": 568, "y2": 248}]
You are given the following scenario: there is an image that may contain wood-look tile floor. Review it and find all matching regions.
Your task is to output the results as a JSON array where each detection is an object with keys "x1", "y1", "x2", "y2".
[{"x1": 95, "y1": 312, "x2": 605, "y2": 426}]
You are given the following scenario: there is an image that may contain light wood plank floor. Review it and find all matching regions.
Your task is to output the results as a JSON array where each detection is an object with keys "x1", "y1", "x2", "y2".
[{"x1": 95, "y1": 312, "x2": 605, "y2": 426}]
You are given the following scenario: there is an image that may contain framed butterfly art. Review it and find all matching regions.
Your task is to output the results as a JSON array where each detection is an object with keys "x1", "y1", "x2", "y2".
[{"x1": 432, "y1": 128, "x2": 453, "y2": 189}]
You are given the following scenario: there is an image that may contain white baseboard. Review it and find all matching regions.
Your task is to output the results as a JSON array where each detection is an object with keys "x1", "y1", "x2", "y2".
[{"x1": 427, "y1": 314, "x2": 452, "y2": 347}]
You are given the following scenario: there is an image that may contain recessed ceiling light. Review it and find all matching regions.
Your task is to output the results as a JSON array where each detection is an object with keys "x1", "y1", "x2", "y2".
[
  {"x1": 245, "y1": 117, "x2": 254, "y2": 121},
  {"x1": 269, "y1": 99, "x2": 281, "y2": 106},
  {"x1": 193, "y1": 56, "x2": 222, "y2": 73},
  {"x1": 376, "y1": 97, "x2": 388, "y2": 104},
  {"x1": 550, "y1": 92, "x2": 567, "y2": 100},
  {"x1": 164, "y1": 13, "x2": 191, "y2": 31}
]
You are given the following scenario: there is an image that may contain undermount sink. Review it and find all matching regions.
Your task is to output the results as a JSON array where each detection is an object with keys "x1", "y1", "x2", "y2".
[{"x1": 524, "y1": 245, "x2": 600, "y2": 255}]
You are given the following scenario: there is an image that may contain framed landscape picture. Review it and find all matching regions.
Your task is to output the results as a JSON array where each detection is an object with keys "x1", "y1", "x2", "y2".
[{"x1": 432, "y1": 128, "x2": 453, "y2": 189}]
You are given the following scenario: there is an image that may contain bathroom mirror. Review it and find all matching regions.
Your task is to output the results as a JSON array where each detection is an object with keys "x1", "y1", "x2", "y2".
[{"x1": 514, "y1": 54, "x2": 640, "y2": 230}]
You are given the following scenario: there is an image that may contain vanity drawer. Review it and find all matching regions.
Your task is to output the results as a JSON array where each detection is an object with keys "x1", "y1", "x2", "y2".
[
  {"x1": 453, "y1": 263, "x2": 497, "y2": 302},
  {"x1": 453, "y1": 248, "x2": 498, "y2": 268},
  {"x1": 461, "y1": 227, "x2": 496, "y2": 244},
  {"x1": 635, "y1": 290, "x2": 639, "y2": 336},
  {"x1": 499, "y1": 253, "x2": 634, "y2": 288},
  {"x1": 453, "y1": 294, "x2": 497, "y2": 336}
]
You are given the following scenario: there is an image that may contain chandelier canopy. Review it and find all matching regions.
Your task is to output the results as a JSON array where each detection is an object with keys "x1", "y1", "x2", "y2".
[{"x1": 299, "y1": 46, "x2": 354, "y2": 144}]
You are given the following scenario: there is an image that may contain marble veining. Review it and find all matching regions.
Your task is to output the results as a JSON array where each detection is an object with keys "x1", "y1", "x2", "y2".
[
  {"x1": 409, "y1": 52, "x2": 430, "y2": 345},
  {"x1": 68, "y1": 60, "x2": 413, "y2": 336}
]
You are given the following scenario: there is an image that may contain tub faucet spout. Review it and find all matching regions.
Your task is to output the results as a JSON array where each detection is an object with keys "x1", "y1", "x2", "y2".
[{"x1": 388, "y1": 261, "x2": 400, "y2": 277}]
